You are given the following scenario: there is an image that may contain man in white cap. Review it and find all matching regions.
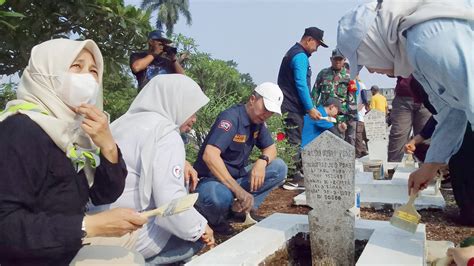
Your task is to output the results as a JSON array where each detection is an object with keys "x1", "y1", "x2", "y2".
[{"x1": 193, "y1": 82, "x2": 288, "y2": 235}]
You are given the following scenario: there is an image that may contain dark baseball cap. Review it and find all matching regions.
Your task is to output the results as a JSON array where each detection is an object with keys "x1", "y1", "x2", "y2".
[
  {"x1": 324, "y1": 97, "x2": 342, "y2": 112},
  {"x1": 148, "y1": 30, "x2": 172, "y2": 44},
  {"x1": 331, "y1": 49, "x2": 345, "y2": 59},
  {"x1": 304, "y1": 27, "x2": 328, "y2": 48}
]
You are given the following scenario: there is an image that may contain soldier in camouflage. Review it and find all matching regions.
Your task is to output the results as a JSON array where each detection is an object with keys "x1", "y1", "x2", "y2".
[{"x1": 312, "y1": 49, "x2": 358, "y2": 145}]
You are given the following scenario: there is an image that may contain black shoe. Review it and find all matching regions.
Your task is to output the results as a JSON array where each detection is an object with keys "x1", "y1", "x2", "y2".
[{"x1": 211, "y1": 221, "x2": 235, "y2": 236}]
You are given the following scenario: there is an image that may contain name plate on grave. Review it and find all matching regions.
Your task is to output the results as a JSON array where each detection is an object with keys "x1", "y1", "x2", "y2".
[{"x1": 302, "y1": 131, "x2": 355, "y2": 210}]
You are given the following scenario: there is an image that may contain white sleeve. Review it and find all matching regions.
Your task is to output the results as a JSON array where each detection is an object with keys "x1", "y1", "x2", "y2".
[{"x1": 150, "y1": 133, "x2": 207, "y2": 242}]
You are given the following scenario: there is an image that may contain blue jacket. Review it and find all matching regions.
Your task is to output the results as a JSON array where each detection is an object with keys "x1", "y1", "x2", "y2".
[
  {"x1": 301, "y1": 106, "x2": 335, "y2": 148},
  {"x1": 277, "y1": 43, "x2": 314, "y2": 115}
]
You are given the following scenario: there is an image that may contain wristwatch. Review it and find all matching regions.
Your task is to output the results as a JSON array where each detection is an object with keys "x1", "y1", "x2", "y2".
[{"x1": 258, "y1": 154, "x2": 269, "y2": 166}]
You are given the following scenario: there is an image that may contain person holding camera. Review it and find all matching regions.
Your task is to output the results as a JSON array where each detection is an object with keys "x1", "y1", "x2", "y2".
[{"x1": 130, "y1": 30, "x2": 185, "y2": 90}]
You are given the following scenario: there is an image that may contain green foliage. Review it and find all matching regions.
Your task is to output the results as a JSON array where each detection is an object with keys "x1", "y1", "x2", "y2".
[
  {"x1": 0, "y1": 82, "x2": 16, "y2": 110},
  {"x1": 183, "y1": 49, "x2": 298, "y2": 172},
  {"x1": 249, "y1": 114, "x2": 299, "y2": 174},
  {"x1": 1, "y1": 0, "x2": 151, "y2": 120},
  {"x1": 103, "y1": 87, "x2": 137, "y2": 122},
  {"x1": 0, "y1": 0, "x2": 152, "y2": 78},
  {"x1": 102, "y1": 70, "x2": 137, "y2": 121}
]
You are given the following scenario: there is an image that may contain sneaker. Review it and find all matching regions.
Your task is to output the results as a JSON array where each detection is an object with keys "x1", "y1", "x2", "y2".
[
  {"x1": 282, "y1": 177, "x2": 305, "y2": 191},
  {"x1": 211, "y1": 221, "x2": 235, "y2": 236}
]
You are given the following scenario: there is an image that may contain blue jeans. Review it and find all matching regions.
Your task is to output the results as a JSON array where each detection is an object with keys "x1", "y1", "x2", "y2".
[
  {"x1": 195, "y1": 158, "x2": 287, "y2": 225},
  {"x1": 145, "y1": 235, "x2": 205, "y2": 265}
]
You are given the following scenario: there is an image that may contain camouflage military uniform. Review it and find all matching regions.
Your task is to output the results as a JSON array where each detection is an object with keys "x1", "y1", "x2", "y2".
[{"x1": 312, "y1": 67, "x2": 357, "y2": 122}]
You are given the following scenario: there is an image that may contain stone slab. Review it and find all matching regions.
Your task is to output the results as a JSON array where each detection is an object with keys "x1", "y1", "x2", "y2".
[
  {"x1": 301, "y1": 131, "x2": 355, "y2": 265},
  {"x1": 295, "y1": 158, "x2": 445, "y2": 209},
  {"x1": 365, "y1": 110, "x2": 389, "y2": 168},
  {"x1": 294, "y1": 185, "x2": 445, "y2": 210},
  {"x1": 294, "y1": 169, "x2": 445, "y2": 209},
  {"x1": 186, "y1": 213, "x2": 426, "y2": 266}
]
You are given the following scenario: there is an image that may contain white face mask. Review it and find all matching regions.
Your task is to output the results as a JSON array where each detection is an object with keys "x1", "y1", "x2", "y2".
[{"x1": 58, "y1": 73, "x2": 99, "y2": 108}]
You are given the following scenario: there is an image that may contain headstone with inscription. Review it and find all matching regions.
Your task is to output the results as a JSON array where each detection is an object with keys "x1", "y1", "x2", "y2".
[
  {"x1": 364, "y1": 110, "x2": 388, "y2": 167},
  {"x1": 302, "y1": 131, "x2": 355, "y2": 265}
]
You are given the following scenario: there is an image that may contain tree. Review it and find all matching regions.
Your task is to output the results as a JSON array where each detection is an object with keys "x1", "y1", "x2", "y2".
[
  {"x1": 1, "y1": 0, "x2": 151, "y2": 118},
  {"x1": 0, "y1": 0, "x2": 152, "y2": 79},
  {"x1": 140, "y1": 0, "x2": 191, "y2": 36}
]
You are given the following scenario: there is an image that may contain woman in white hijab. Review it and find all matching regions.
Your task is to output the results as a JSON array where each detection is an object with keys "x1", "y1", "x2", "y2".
[
  {"x1": 0, "y1": 39, "x2": 147, "y2": 265},
  {"x1": 91, "y1": 74, "x2": 214, "y2": 264},
  {"x1": 336, "y1": 0, "x2": 473, "y2": 197}
]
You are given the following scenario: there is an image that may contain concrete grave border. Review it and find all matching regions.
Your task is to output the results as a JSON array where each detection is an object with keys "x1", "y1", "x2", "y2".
[{"x1": 186, "y1": 213, "x2": 426, "y2": 265}]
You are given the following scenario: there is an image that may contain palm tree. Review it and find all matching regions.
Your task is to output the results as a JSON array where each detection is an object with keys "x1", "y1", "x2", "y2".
[{"x1": 141, "y1": 0, "x2": 192, "y2": 37}]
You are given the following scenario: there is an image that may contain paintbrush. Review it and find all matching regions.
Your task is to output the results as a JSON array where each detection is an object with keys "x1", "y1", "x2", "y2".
[
  {"x1": 390, "y1": 192, "x2": 421, "y2": 233},
  {"x1": 140, "y1": 193, "x2": 199, "y2": 218},
  {"x1": 320, "y1": 116, "x2": 337, "y2": 123},
  {"x1": 242, "y1": 212, "x2": 257, "y2": 226}
]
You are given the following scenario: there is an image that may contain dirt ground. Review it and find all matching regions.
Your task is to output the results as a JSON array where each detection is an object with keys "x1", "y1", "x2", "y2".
[{"x1": 209, "y1": 185, "x2": 473, "y2": 251}]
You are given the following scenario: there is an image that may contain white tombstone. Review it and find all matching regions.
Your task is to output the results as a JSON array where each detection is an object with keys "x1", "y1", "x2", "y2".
[
  {"x1": 302, "y1": 131, "x2": 355, "y2": 265},
  {"x1": 364, "y1": 110, "x2": 388, "y2": 168}
]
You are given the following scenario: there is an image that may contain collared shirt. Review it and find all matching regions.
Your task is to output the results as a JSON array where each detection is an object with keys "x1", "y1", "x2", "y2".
[{"x1": 194, "y1": 104, "x2": 274, "y2": 179}]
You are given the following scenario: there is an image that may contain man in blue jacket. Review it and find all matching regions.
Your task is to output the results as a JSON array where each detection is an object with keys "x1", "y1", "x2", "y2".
[{"x1": 277, "y1": 26, "x2": 328, "y2": 189}]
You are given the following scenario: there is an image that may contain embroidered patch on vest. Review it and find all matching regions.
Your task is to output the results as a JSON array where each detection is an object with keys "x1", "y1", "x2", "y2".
[
  {"x1": 233, "y1": 134, "x2": 246, "y2": 143},
  {"x1": 218, "y1": 120, "x2": 232, "y2": 131}
]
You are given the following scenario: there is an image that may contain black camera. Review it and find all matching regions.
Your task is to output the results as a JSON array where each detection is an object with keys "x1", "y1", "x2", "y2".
[{"x1": 163, "y1": 45, "x2": 177, "y2": 55}]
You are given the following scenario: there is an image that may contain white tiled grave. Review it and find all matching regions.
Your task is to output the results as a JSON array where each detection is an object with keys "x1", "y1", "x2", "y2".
[
  {"x1": 186, "y1": 213, "x2": 426, "y2": 266},
  {"x1": 295, "y1": 160, "x2": 445, "y2": 210}
]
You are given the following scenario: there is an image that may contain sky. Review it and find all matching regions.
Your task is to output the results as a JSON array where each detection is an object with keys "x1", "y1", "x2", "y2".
[
  {"x1": 2, "y1": 0, "x2": 397, "y2": 89},
  {"x1": 126, "y1": 0, "x2": 396, "y2": 89}
]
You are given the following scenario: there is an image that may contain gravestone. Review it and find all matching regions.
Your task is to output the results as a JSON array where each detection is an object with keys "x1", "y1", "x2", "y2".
[
  {"x1": 364, "y1": 110, "x2": 388, "y2": 167},
  {"x1": 302, "y1": 131, "x2": 355, "y2": 265}
]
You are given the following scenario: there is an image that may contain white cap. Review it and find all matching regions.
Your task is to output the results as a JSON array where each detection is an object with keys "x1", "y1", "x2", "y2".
[{"x1": 254, "y1": 82, "x2": 284, "y2": 115}]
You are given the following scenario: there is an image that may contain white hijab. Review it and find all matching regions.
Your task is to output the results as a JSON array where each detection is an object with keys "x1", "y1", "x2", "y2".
[
  {"x1": 356, "y1": 0, "x2": 473, "y2": 77},
  {"x1": 111, "y1": 74, "x2": 209, "y2": 209},
  {"x1": 0, "y1": 39, "x2": 104, "y2": 185}
]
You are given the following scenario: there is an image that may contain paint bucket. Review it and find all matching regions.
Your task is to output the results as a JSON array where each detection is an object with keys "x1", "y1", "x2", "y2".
[
  {"x1": 363, "y1": 160, "x2": 384, "y2": 180},
  {"x1": 354, "y1": 187, "x2": 361, "y2": 219}
]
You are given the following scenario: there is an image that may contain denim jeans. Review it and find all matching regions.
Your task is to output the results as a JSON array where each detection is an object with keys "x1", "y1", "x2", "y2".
[
  {"x1": 145, "y1": 235, "x2": 205, "y2": 265},
  {"x1": 195, "y1": 158, "x2": 287, "y2": 225}
]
